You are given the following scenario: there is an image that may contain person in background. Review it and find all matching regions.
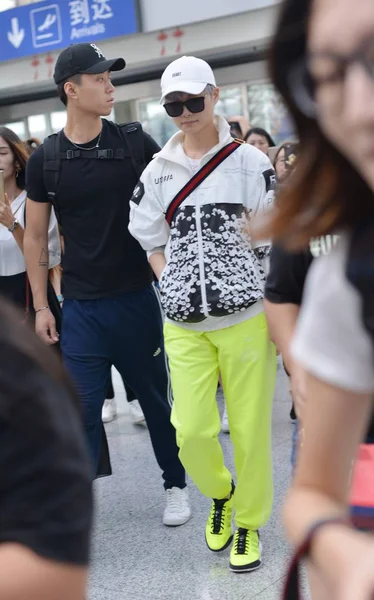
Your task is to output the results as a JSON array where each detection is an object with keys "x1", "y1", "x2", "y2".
[
  {"x1": 130, "y1": 55, "x2": 276, "y2": 573},
  {"x1": 266, "y1": 0, "x2": 374, "y2": 596},
  {"x1": 265, "y1": 235, "x2": 374, "y2": 459},
  {"x1": 227, "y1": 115, "x2": 251, "y2": 140},
  {"x1": 272, "y1": 141, "x2": 298, "y2": 184},
  {"x1": 0, "y1": 127, "x2": 61, "y2": 316},
  {"x1": 103, "y1": 373, "x2": 145, "y2": 426},
  {"x1": 25, "y1": 137, "x2": 41, "y2": 155},
  {"x1": 265, "y1": 140, "x2": 301, "y2": 426},
  {"x1": 244, "y1": 127, "x2": 275, "y2": 155},
  {"x1": 0, "y1": 300, "x2": 92, "y2": 600},
  {"x1": 266, "y1": 236, "x2": 339, "y2": 428}
]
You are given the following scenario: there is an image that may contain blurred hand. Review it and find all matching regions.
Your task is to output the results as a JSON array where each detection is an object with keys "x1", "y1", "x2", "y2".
[
  {"x1": 0, "y1": 193, "x2": 15, "y2": 229},
  {"x1": 313, "y1": 528, "x2": 374, "y2": 600},
  {"x1": 337, "y1": 555, "x2": 374, "y2": 600},
  {"x1": 35, "y1": 309, "x2": 59, "y2": 345}
]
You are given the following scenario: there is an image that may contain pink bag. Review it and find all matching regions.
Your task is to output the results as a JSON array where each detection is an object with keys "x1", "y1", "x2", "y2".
[{"x1": 350, "y1": 444, "x2": 374, "y2": 530}]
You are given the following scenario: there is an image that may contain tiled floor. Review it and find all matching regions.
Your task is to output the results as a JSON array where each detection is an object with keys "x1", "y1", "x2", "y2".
[{"x1": 89, "y1": 363, "x2": 309, "y2": 600}]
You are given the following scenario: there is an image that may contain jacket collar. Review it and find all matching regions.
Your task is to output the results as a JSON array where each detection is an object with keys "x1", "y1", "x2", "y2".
[{"x1": 154, "y1": 115, "x2": 234, "y2": 169}]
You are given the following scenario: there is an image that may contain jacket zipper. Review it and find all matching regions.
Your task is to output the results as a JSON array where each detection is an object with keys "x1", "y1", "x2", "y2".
[{"x1": 194, "y1": 194, "x2": 209, "y2": 317}]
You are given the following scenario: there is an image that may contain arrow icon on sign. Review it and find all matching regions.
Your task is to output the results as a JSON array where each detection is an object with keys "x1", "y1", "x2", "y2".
[{"x1": 7, "y1": 18, "x2": 25, "y2": 49}]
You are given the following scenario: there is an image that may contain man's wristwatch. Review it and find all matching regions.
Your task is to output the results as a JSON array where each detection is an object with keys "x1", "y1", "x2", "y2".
[{"x1": 8, "y1": 219, "x2": 19, "y2": 233}]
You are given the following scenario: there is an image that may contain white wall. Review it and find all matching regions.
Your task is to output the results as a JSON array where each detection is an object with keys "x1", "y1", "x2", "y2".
[{"x1": 140, "y1": 0, "x2": 281, "y2": 31}]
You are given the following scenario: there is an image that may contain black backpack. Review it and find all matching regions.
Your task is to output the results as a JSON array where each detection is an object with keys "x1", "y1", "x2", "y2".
[{"x1": 42, "y1": 121, "x2": 146, "y2": 222}]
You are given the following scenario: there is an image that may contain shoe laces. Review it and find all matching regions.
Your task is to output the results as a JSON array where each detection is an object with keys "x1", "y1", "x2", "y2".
[
  {"x1": 234, "y1": 528, "x2": 255, "y2": 555},
  {"x1": 210, "y1": 499, "x2": 228, "y2": 534},
  {"x1": 166, "y1": 488, "x2": 187, "y2": 512}
]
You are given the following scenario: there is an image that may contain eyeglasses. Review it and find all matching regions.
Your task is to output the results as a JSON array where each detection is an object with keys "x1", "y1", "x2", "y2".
[
  {"x1": 290, "y1": 36, "x2": 374, "y2": 118},
  {"x1": 164, "y1": 95, "x2": 207, "y2": 118}
]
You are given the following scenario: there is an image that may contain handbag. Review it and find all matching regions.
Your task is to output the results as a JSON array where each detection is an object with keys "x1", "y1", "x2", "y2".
[{"x1": 350, "y1": 443, "x2": 374, "y2": 530}]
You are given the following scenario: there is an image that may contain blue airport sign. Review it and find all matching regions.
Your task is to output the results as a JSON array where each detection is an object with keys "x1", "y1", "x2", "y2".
[{"x1": 1, "y1": 0, "x2": 139, "y2": 63}]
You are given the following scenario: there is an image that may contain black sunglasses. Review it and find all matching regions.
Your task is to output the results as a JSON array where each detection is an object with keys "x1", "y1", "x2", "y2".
[{"x1": 164, "y1": 95, "x2": 207, "y2": 118}]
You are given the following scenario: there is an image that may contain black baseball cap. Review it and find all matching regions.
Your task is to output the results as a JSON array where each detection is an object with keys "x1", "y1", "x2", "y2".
[{"x1": 53, "y1": 42, "x2": 126, "y2": 84}]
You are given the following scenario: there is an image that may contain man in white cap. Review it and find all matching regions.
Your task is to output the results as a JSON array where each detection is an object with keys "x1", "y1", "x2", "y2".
[{"x1": 129, "y1": 56, "x2": 277, "y2": 572}]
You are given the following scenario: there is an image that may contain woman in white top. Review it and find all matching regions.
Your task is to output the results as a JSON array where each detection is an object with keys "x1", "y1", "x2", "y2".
[
  {"x1": 265, "y1": 0, "x2": 374, "y2": 598},
  {"x1": 0, "y1": 127, "x2": 60, "y2": 313}
]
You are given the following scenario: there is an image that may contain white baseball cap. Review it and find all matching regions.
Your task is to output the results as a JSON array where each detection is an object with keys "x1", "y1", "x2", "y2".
[{"x1": 160, "y1": 56, "x2": 216, "y2": 104}]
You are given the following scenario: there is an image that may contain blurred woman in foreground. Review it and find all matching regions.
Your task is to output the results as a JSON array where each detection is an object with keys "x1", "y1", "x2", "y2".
[
  {"x1": 267, "y1": 0, "x2": 374, "y2": 597},
  {"x1": 0, "y1": 300, "x2": 92, "y2": 599}
]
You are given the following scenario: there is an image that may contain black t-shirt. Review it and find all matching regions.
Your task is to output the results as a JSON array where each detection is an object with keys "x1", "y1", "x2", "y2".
[
  {"x1": 26, "y1": 120, "x2": 160, "y2": 300},
  {"x1": 0, "y1": 374, "x2": 93, "y2": 565},
  {"x1": 265, "y1": 243, "x2": 313, "y2": 306}
]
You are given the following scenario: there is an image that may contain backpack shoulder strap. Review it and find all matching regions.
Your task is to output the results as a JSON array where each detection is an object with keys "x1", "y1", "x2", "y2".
[
  {"x1": 43, "y1": 131, "x2": 63, "y2": 223},
  {"x1": 118, "y1": 122, "x2": 146, "y2": 180},
  {"x1": 43, "y1": 131, "x2": 63, "y2": 202}
]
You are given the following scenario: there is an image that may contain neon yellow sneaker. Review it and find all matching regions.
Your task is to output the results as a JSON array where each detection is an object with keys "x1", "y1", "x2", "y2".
[
  {"x1": 229, "y1": 529, "x2": 262, "y2": 572},
  {"x1": 205, "y1": 483, "x2": 235, "y2": 552}
]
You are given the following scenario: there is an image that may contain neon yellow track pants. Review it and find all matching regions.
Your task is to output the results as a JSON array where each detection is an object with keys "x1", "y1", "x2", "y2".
[{"x1": 164, "y1": 312, "x2": 276, "y2": 530}]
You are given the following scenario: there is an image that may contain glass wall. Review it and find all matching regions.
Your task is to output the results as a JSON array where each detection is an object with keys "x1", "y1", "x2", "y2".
[
  {"x1": 50, "y1": 110, "x2": 67, "y2": 132},
  {"x1": 28, "y1": 114, "x2": 47, "y2": 141},
  {"x1": 137, "y1": 98, "x2": 178, "y2": 147},
  {"x1": 0, "y1": 76, "x2": 294, "y2": 147},
  {"x1": 136, "y1": 84, "x2": 248, "y2": 147},
  {"x1": 135, "y1": 81, "x2": 293, "y2": 147},
  {"x1": 216, "y1": 86, "x2": 244, "y2": 119},
  {"x1": 247, "y1": 82, "x2": 294, "y2": 143},
  {"x1": 0, "y1": 111, "x2": 67, "y2": 142},
  {"x1": 0, "y1": 108, "x2": 68, "y2": 143},
  {"x1": 3, "y1": 120, "x2": 26, "y2": 138}
]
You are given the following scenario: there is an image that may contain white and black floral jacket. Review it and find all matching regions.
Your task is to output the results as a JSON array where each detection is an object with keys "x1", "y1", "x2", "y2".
[{"x1": 129, "y1": 116, "x2": 275, "y2": 324}]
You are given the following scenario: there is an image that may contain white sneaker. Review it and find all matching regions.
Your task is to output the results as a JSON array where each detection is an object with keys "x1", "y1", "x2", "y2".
[
  {"x1": 128, "y1": 399, "x2": 146, "y2": 426},
  {"x1": 102, "y1": 398, "x2": 117, "y2": 423},
  {"x1": 163, "y1": 487, "x2": 191, "y2": 526},
  {"x1": 221, "y1": 406, "x2": 230, "y2": 433}
]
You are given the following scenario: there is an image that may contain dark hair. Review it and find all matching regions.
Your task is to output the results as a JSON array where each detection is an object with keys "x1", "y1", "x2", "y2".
[
  {"x1": 25, "y1": 137, "x2": 41, "y2": 154},
  {"x1": 244, "y1": 127, "x2": 275, "y2": 147},
  {"x1": 273, "y1": 141, "x2": 299, "y2": 167},
  {"x1": 264, "y1": 0, "x2": 374, "y2": 248},
  {"x1": 0, "y1": 299, "x2": 80, "y2": 427},
  {"x1": 57, "y1": 73, "x2": 82, "y2": 106},
  {"x1": 0, "y1": 126, "x2": 29, "y2": 189}
]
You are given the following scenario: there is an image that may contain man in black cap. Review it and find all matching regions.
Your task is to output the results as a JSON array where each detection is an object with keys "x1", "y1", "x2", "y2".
[{"x1": 23, "y1": 43, "x2": 190, "y2": 526}]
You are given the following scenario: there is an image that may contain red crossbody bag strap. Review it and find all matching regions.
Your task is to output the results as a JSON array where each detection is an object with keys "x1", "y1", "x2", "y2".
[{"x1": 165, "y1": 139, "x2": 243, "y2": 226}]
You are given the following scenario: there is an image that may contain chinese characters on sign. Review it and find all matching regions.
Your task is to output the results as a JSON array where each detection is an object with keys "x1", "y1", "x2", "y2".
[
  {"x1": 69, "y1": 1, "x2": 90, "y2": 27},
  {"x1": 69, "y1": 0, "x2": 115, "y2": 40},
  {"x1": 92, "y1": 1, "x2": 114, "y2": 20}
]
